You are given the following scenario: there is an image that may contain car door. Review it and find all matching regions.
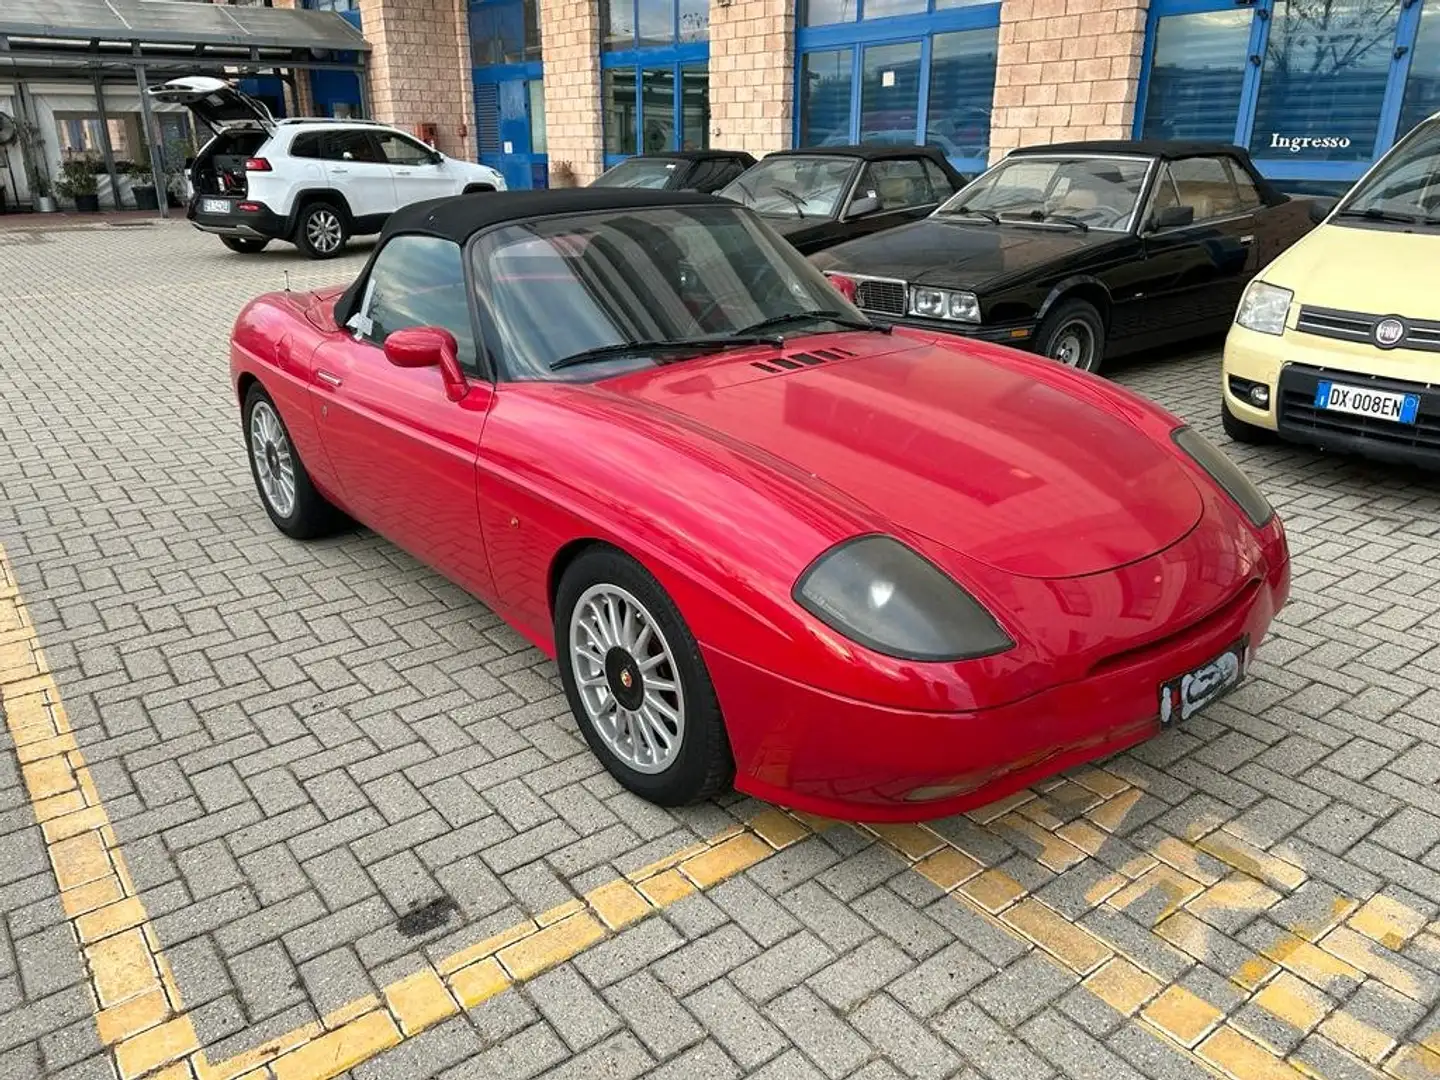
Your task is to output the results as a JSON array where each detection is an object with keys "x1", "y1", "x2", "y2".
[
  {"x1": 322, "y1": 130, "x2": 397, "y2": 219},
  {"x1": 373, "y1": 130, "x2": 456, "y2": 205},
  {"x1": 843, "y1": 158, "x2": 945, "y2": 240},
  {"x1": 311, "y1": 234, "x2": 496, "y2": 601},
  {"x1": 1138, "y1": 157, "x2": 1257, "y2": 337}
]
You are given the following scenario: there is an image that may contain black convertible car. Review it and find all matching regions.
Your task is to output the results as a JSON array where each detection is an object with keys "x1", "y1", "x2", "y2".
[
  {"x1": 809, "y1": 140, "x2": 1319, "y2": 372},
  {"x1": 718, "y1": 144, "x2": 966, "y2": 255},
  {"x1": 591, "y1": 150, "x2": 757, "y2": 194}
]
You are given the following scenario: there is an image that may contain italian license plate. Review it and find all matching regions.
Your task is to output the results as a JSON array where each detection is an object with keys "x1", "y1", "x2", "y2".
[
  {"x1": 1160, "y1": 638, "x2": 1247, "y2": 726},
  {"x1": 1313, "y1": 380, "x2": 1419, "y2": 424},
  {"x1": 201, "y1": 198, "x2": 231, "y2": 215}
]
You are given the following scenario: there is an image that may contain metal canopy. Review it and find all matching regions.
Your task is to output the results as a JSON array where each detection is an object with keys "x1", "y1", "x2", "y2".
[{"x1": 0, "y1": 0, "x2": 369, "y2": 53}]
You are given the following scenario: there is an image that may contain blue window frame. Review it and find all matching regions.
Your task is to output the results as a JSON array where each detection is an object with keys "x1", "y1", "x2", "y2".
[
  {"x1": 795, "y1": 0, "x2": 1000, "y2": 176},
  {"x1": 471, "y1": 0, "x2": 547, "y2": 189},
  {"x1": 601, "y1": 0, "x2": 710, "y2": 167},
  {"x1": 1136, "y1": 0, "x2": 1440, "y2": 188}
]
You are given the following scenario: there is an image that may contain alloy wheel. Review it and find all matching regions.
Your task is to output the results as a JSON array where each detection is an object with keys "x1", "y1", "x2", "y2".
[
  {"x1": 1049, "y1": 320, "x2": 1096, "y2": 369},
  {"x1": 306, "y1": 209, "x2": 342, "y2": 254},
  {"x1": 249, "y1": 401, "x2": 297, "y2": 518},
  {"x1": 568, "y1": 583, "x2": 685, "y2": 774}
]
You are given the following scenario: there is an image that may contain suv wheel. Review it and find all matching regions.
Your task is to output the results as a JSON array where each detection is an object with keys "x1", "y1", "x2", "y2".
[{"x1": 295, "y1": 202, "x2": 348, "y2": 259}]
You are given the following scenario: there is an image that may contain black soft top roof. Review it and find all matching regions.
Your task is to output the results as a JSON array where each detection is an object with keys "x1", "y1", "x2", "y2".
[
  {"x1": 334, "y1": 189, "x2": 729, "y2": 326},
  {"x1": 1006, "y1": 139, "x2": 1287, "y2": 204},
  {"x1": 613, "y1": 150, "x2": 756, "y2": 163},
  {"x1": 767, "y1": 143, "x2": 952, "y2": 164}
]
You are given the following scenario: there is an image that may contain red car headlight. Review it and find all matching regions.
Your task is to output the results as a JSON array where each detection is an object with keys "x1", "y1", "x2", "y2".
[
  {"x1": 1172, "y1": 426, "x2": 1274, "y2": 528},
  {"x1": 793, "y1": 535, "x2": 1013, "y2": 662}
]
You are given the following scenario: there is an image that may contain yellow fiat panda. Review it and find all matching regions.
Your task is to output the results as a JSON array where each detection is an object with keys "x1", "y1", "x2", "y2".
[{"x1": 1222, "y1": 111, "x2": 1440, "y2": 465}]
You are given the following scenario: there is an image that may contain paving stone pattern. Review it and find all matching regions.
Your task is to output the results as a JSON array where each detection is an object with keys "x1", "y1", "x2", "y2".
[{"x1": 5, "y1": 222, "x2": 1440, "y2": 1079}]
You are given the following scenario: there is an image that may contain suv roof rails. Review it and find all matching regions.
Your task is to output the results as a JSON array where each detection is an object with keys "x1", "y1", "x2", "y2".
[{"x1": 275, "y1": 117, "x2": 384, "y2": 126}]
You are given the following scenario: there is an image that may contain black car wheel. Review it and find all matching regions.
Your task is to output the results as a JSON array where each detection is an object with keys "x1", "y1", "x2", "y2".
[
  {"x1": 1222, "y1": 401, "x2": 1276, "y2": 444},
  {"x1": 221, "y1": 236, "x2": 270, "y2": 254},
  {"x1": 242, "y1": 384, "x2": 347, "y2": 539},
  {"x1": 1035, "y1": 299, "x2": 1105, "y2": 374},
  {"x1": 555, "y1": 546, "x2": 734, "y2": 806},
  {"x1": 295, "y1": 202, "x2": 348, "y2": 259}
]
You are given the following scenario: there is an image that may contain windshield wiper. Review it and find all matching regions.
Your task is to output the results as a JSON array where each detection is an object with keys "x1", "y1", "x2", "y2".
[
  {"x1": 770, "y1": 184, "x2": 808, "y2": 218},
  {"x1": 942, "y1": 204, "x2": 1000, "y2": 224},
  {"x1": 1042, "y1": 213, "x2": 1090, "y2": 231},
  {"x1": 549, "y1": 334, "x2": 783, "y2": 372},
  {"x1": 733, "y1": 309, "x2": 890, "y2": 336},
  {"x1": 1335, "y1": 207, "x2": 1418, "y2": 224}
]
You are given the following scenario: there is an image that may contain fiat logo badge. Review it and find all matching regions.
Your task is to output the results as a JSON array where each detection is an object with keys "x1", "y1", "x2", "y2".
[{"x1": 1375, "y1": 317, "x2": 1406, "y2": 349}]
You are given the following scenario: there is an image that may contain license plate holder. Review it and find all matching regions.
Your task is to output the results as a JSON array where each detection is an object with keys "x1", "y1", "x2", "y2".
[
  {"x1": 1314, "y1": 380, "x2": 1420, "y2": 425},
  {"x1": 1160, "y1": 637, "x2": 1248, "y2": 726},
  {"x1": 201, "y1": 198, "x2": 231, "y2": 215}
]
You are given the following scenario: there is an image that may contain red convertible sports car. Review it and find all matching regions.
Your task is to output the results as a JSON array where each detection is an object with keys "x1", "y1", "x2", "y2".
[{"x1": 230, "y1": 188, "x2": 1290, "y2": 822}]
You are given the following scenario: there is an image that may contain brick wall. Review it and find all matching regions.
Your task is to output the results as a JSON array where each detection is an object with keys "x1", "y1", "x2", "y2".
[
  {"x1": 709, "y1": 0, "x2": 795, "y2": 156},
  {"x1": 357, "y1": 0, "x2": 476, "y2": 159},
  {"x1": 539, "y1": 0, "x2": 604, "y2": 184},
  {"x1": 987, "y1": 0, "x2": 1147, "y2": 162}
]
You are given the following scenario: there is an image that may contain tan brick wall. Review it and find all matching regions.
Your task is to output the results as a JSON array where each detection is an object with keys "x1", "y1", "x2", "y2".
[
  {"x1": 709, "y1": 0, "x2": 794, "y2": 156},
  {"x1": 988, "y1": 0, "x2": 1147, "y2": 162},
  {"x1": 358, "y1": 0, "x2": 476, "y2": 159},
  {"x1": 539, "y1": 0, "x2": 604, "y2": 184}
]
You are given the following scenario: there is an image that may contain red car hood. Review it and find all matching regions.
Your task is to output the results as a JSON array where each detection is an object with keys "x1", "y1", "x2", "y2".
[{"x1": 609, "y1": 335, "x2": 1203, "y2": 579}]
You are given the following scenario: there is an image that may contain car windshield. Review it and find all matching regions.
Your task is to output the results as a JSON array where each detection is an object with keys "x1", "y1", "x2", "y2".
[
  {"x1": 718, "y1": 156, "x2": 856, "y2": 218},
  {"x1": 592, "y1": 158, "x2": 679, "y2": 190},
  {"x1": 471, "y1": 205, "x2": 869, "y2": 381},
  {"x1": 1335, "y1": 118, "x2": 1440, "y2": 226},
  {"x1": 937, "y1": 155, "x2": 1150, "y2": 231}
]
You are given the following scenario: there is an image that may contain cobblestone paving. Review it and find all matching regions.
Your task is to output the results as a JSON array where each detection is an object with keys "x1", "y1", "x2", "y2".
[{"x1": 4, "y1": 221, "x2": 1440, "y2": 1080}]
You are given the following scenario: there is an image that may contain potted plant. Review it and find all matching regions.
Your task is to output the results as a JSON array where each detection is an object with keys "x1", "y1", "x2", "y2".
[
  {"x1": 34, "y1": 174, "x2": 56, "y2": 213},
  {"x1": 127, "y1": 158, "x2": 159, "y2": 211},
  {"x1": 56, "y1": 155, "x2": 100, "y2": 212},
  {"x1": 549, "y1": 160, "x2": 577, "y2": 189}
]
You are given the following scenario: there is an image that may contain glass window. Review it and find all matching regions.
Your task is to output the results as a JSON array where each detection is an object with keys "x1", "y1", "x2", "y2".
[
  {"x1": 923, "y1": 159, "x2": 956, "y2": 199},
  {"x1": 1400, "y1": 3, "x2": 1440, "y2": 140},
  {"x1": 604, "y1": 69, "x2": 638, "y2": 155},
  {"x1": 1141, "y1": 10, "x2": 1250, "y2": 143},
  {"x1": 681, "y1": 64, "x2": 709, "y2": 150},
  {"x1": 1225, "y1": 159, "x2": 1262, "y2": 209},
  {"x1": 860, "y1": 42, "x2": 922, "y2": 146},
  {"x1": 802, "y1": 0, "x2": 856, "y2": 26},
  {"x1": 1336, "y1": 118, "x2": 1440, "y2": 221},
  {"x1": 469, "y1": 0, "x2": 531, "y2": 66},
  {"x1": 374, "y1": 131, "x2": 435, "y2": 166},
  {"x1": 643, "y1": 68, "x2": 677, "y2": 152},
  {"x1": 1166, "y1": 156, "x2": 1246, "y2": 221},
  {"x1": 939, "y1": 155, "x2": 1150, "y2": 230},
  {"x1": 528, "y1": 81, "x2": 548, "y2": 156},
  {"x1": 638, "y1": 0, "x2": 672, "y2": 46},
  {"x1": 719, "y1": 154, "x2": 858, "y2": 217},
  {"x1": 679, "y1": 0, "x2": 709, "y2": 42},
  {"x1": 864, "y1": 0, "x2": 926, "y2": 16},
  {"x1": 594, "y1": 158, "x2": 681, "y2": 188},
  {"x1": 324, "y1": 130, "x2": 380, "y2": 162},
  {"x1": 926, "y1": 28, "x2": 997, "y2": 160},
  {"x1": 359, "y1": 237, "x2": 477, "y2": 370},
  {"x1": 290, "y1": 132, "x2": 323, "y2": 158},
  {"x1": 603, "y1": 0, "x2": 636, "y2": 49},
  {"x1": 1249, "y1": 0, "x2": 1400, "y2": 161},
  {"x1": 471, "y1": 205, "x2": 860, "y2": 380},
  {"x1": 523, "y1": 0, "x2": 541, "y2": 61},
  {"x1": 856, "y1": 158, "x2": 934, "y2": 210},
  {"x1": 800, "y1": 49, "x2": 854, "y2": 147}
]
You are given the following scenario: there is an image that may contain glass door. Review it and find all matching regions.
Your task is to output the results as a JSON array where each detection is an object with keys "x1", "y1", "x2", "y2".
[{"x1": 471, "y1": 0, "x2": 546, "y2": 188}]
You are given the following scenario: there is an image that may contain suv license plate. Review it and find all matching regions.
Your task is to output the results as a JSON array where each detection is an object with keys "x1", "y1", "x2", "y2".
[
  {"x1": 201, "y1": 198, "x2": 230, "y2": 214},
  {"x1": 1160, "y1": 638, "x2": 1247, "y2": 726},
  {"x1": 1314, "y1": 380, "x2": 1419, "y2": 425}
]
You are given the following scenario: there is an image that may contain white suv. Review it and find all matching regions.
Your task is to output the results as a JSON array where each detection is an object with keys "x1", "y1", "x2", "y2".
[{"x1": 152, "y1": 77, "x2": 506, "y2": 258}]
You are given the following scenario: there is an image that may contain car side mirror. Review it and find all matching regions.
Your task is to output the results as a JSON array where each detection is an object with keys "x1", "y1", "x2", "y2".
[
  {"x1": 1151, "y1": 204, "x2": 1195, "y2": 230},
  {"x1": 384, "y1": 326, "x2": 469, "y2": 402},
  {"x1": 847, "y1": 194, "x2": 881, "y2": 219},
  {"x1": 1308, "y1": 197, "x2": 1337, "y2": 224},
  {"x1": 429, "y1": 151, "x2": 444, "y2": 166}
]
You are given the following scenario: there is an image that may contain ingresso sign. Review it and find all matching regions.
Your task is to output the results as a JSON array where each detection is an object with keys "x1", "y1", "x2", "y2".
[{"x1": 1268, "y1": 133, "x2": 1354, "y2": 153}]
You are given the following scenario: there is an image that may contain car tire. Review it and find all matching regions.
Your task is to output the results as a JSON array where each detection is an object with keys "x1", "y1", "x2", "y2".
[
  {"x1": 1034, "y1": 299, "x2": 1106, "y2": 373},
  {"x1": 554, "y1": 547, "x2": 734, "y2": 806},
  {"x1": 294, "y1": 201, "x2": 348, "y2": 259},
  {"x1": 220, "y1": 236, "x2": 270, "y2": 254},
  {"x1": 1221, "y1": 400, "x2": 1275, "y2": 444},
  {"x1": 242, "y1": 384, "x2": 346, "y2": 540}
]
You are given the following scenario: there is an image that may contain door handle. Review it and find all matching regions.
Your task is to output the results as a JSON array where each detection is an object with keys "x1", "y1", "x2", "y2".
[
  {"x1": 316, "y1": 370, "x2": 343, "y2": 387},
  {"x1": 330, "y1": 168, "x2": 349, "y2": 175},
  {"x1": 1240, "y1": 235, "x2": 1255, "y2": 245}
]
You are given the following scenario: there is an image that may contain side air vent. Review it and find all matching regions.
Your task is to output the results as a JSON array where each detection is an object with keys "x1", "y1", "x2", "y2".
[
  {"x1": 771, "y1": 357, "x2": 804, "y2": 370},
  {"x1": 791, "y1": 353, "x2": 826, "y2": 366},
  {"x1": 750, "y1": 361, "x2": 781, "y2": 373}
]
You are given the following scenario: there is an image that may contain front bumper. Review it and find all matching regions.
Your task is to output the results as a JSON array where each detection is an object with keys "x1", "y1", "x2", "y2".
[
  {"x1": 186, "y1": 196, "x2": 291, "y2": 240},
  {"x1": 709, "y1": 552, "x2": 1289, "y2": 823},
  {"x1": 882, "y1": 316, "x2": 1035, "y2": 347},
  {"x1": 1224, "y1": 323, "x2": 1440, "y2": 467}
]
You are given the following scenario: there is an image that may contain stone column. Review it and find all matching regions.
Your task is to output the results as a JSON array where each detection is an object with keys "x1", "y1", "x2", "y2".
[
  {"x1": 709, "y1": 0, "x2": 795, "y2": 156},
  {"x1": 987, "y1": 0, "x2": 1147, "y2": 162},
  {"x1": 538, "y1": 0, "x2": 605, "y2": 184},
  {"x1": 357, "y1": 0, "x2": 476, "y2": 158}
]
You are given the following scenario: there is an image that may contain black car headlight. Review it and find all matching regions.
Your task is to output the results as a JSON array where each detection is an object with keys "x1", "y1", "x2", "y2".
[
  {"x1": 1172, "y1": 426, "x2": 1273, "y2": 527},
  {"x1": 794, "y1": 535, "x2": 1013, "y2": 662}
]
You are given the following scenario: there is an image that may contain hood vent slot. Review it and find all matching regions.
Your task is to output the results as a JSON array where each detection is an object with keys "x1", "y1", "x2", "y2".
[
  {"x1": 749, "y1": 349, "x2": 848, "y2": 375},
  {"x1": 791, "y1": 353, "x2": 826, "y2": 366}
]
